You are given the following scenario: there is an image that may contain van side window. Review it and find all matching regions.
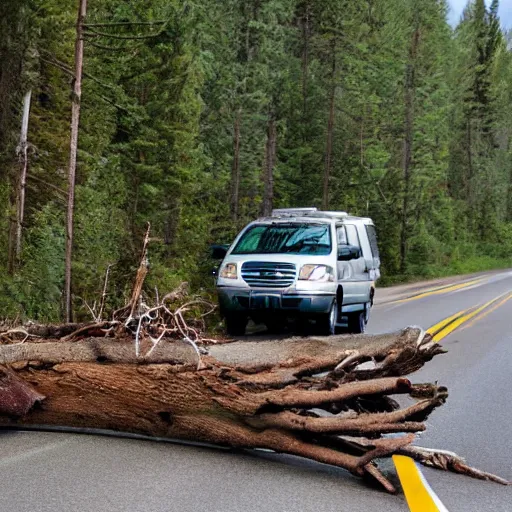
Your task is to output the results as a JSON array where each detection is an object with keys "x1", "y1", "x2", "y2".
[
  {"x1": 336, "y1": 226, "x2": 347, "y2": 245},
  {"x1": 345, "y1": 224, "x2": 360, "y2": 248},
  {"x1": 365, "y1": 225, "x2": 380, "y2": 258}
]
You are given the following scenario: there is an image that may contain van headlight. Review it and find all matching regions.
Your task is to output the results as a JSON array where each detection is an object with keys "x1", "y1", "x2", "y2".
[
  {"x1": 220, "y1": 262, "x2": 237, "y2": 279},
  {"x1": 299, "y1": 264, "x2": 334, "y2": 282}
]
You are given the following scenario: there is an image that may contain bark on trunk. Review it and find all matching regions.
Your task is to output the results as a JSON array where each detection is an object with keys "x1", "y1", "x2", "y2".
[
  {"x1": 507, "y1": 159, "x2": 512, "y2": 222},
  {"x1": 0, "y1": 11, "x2": 24, "y2": 177},
  {"x1": 399, "y1": 25, "x2": 419, "y2": 275},
  {"x1": 113, "y1": 223, "x2": 151, "y2": 323},
  {"x1": 466, "y1": 116, "x2": 473, "y2": 199},
  {"x1": 262, "y1": 110, "x2": 276, "y2": 217},
  {"x1": 64, "y1": 0, "x2": 87, "y2": 323},
  {"x1": 163, "y1": 195, "x2": 180, "y2": 258},
  {"x1": 15, "y1": 89, "x2": 31, "y2": 265},
  {"x1": 230, "y1": 108, "x2": 242, "y2": 223},
  {"x1": 7, "y1": 89, "x2": 31, "y2": 275},
  {"x1": 323, "y1": 38, "x2": 336, "y2": 211},
  {"x1": 298, "y1": 2, "x2": 311, "y2": 196},
  {"x1": 0, "y1": 325, "x2": 508, "y2": 491},
  {"x1": 301, "y1": 1, "x2": 310, "y2": 127}
]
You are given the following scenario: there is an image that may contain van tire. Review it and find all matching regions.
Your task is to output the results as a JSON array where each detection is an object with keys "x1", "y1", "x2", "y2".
[
  {"x1": 364, "y1": 301, "x2": 371, "y2": 324},
  {"x1": 316, "y1": 300, "x2": 337, "y2": 336},
  {"x1": 347, "y1": 310, "x2": 366, "y2": 334},
  {"x1": 225, "y1": 315, "x2": 247, "y2": 337}
]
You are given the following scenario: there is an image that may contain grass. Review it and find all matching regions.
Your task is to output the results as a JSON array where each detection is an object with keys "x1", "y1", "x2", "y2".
[{"x1": 379, "y1": 256, "x2": 512, "y2": 287}]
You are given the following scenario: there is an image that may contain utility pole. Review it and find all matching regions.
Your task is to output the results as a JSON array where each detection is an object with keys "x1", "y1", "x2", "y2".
[{"x1": 64, "y1": 0, "x2": 87, "y2": 322}]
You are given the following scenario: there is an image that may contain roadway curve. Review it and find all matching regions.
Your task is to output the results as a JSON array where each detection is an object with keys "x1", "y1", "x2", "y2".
[{"x1": 1, "y1": 270, "x2": 511, "y2": 511}]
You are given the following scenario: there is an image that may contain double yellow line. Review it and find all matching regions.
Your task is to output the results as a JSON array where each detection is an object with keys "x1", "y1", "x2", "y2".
[
  {"x1": 426, "y1": 290, "x2": 512, "y2": 342},
  {"x1": 391, "y1": 278, "x2": 485, "y2": 305}
]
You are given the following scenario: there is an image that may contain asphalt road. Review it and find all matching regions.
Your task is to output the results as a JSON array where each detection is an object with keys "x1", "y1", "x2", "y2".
[{"x1": 1, "y1": 270, "x2": 512, "y2": 512}]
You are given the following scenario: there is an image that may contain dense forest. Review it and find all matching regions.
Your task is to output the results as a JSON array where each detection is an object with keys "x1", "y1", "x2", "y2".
[{"x1": 0, "y1": 0, "x2": 511, "y2": 321}]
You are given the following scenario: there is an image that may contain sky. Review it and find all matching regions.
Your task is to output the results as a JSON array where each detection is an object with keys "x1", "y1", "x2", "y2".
[{"x1": 447, "y1": 0, "x2": 512, "y2": 28}]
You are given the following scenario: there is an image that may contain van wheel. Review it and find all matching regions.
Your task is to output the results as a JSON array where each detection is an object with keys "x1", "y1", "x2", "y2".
[
  {"x1": 316, "y1": 300, "x2": 337, "y2": 336},
  {"x1": 364, "y1": 301, "x2": 371, "y2": 324},
  {"x1": 225, "y1": 315, "x2": 247, "y2": 337},
  {"x1": 347, "y1": 310, "x2": 366, "y2": 334}
]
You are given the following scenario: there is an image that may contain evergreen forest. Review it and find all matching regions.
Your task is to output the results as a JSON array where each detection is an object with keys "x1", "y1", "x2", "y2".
[{"x1": 1, "y1": 0, "x2": 512, "y2": 321}]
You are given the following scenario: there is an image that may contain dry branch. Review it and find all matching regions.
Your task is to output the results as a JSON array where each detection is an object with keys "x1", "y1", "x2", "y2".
[
  {"x1": 97, "y1": 264, "x2": 112, "y2": 320},
  {"x1": 114, "y1": 222, "x2": 151, "y2": 322}
]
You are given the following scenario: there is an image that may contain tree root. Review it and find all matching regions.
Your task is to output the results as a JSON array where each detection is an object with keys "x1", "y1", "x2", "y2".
[{"x1": 398, "y1": 446, "x2": 510, "y2": 486}]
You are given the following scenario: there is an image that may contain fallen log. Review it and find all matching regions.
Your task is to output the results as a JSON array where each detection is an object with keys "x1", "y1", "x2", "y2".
[{"x1": 0, "y1": 326, "x2": 508, "y2": 493}]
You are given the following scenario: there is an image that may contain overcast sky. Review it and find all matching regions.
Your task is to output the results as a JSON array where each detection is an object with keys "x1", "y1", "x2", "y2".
[{"x1": 447, "y1": 0, "x2": 512, "y2": 28}]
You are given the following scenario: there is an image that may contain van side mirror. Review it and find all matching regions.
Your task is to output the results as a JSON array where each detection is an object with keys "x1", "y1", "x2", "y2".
[
  {"x1": 337, "y1": 244, "x2": 361, "y2": 261},
  {"x1": 210, "y1": 244, "x2": 230, "y2": 260}
]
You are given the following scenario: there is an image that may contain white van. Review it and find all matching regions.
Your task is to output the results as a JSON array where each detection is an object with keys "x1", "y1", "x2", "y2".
[{"x1": 214, "y1": 208, "x2": 380, "y2": 336}]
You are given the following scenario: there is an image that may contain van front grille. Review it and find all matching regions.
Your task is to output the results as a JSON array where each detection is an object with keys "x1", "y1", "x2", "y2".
[{"x1": 241, "y1": 261, "x2": 296, "y2": 288}]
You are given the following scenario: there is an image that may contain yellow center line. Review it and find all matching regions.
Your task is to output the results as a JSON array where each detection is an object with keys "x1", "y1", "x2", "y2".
[
  {"x1": 426, "y1": 308, "x2": 469, "y2": 337},
  {"x1": 459, "y1": 291, "x2": 512, "y2": 332},
  {"x1": 392, "y1": 278, "x2": 484, "y2": 305},
  {"x1": 429, "y1": 291, "x2": 511, "y2": 342},
  {"x1": 393, "y1": 455, "x2": 449, "y2": 512}
]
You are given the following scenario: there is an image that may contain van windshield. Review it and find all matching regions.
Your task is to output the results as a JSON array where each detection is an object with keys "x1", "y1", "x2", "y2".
[{"x1": 232, "y1": 223, "x2": 332, "y2": 255}]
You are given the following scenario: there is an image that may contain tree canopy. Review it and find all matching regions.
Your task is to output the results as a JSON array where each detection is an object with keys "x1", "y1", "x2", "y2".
[{"x1": 1, "y1": 0, "x2": 511, "y2": 321}]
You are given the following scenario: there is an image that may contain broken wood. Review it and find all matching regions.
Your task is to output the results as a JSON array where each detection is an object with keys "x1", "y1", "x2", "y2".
[
  {"x1": 397, "y1": 445, "x2": 510, "y2": 486},
  {"x1": 114, "y1": 222, "x2": 152, "y2": 322},
  {"x1": 0, "y1": 325, "x2": 508, "y2": 492},
  {"x1": 0, "y1": 365, "x2": 44, "y2": 416},
  {"x1": 97, "y1": 263, "x2": 112, "y2": 320}
]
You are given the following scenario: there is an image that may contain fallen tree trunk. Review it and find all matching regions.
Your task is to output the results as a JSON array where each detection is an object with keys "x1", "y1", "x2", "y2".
[{"x1": 0, "y1": 326, "x2": 508, "y2": 493}]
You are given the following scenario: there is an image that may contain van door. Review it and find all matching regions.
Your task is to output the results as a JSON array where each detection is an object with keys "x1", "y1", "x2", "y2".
[
  {"x1": 336, "y1": 224, "x2": 370, "y2": 306},
  {"x1": 363, "y1": 224, "x2": 381, "y2": 281}
]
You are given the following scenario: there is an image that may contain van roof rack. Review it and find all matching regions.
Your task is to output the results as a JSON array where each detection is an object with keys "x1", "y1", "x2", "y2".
[
  {"x1": 271, "y1": 208, "x2": 348, "y2": 219},
  {"x1": 271, "y1": 208, "x2": 318, "y2": 217},
  {"x1": 313, "y1": 210, "x2": 348, "y2": 219}
]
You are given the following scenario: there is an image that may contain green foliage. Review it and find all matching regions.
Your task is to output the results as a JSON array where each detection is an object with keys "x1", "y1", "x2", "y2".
[
  {"x1": 1, "y1": 0, "x2": 512, "y2": 320},
  {"x1": 1, "y1": 204, "x2": 66, "y2": 321}
]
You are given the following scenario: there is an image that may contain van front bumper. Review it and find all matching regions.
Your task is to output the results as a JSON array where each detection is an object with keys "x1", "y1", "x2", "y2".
[{"x1": 217, "y1": 287, "x2": 335, "y2": 315}]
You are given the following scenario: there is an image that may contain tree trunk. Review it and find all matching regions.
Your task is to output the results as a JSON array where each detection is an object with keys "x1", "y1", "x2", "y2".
[
  {"x1": 261, "y1": 110, "x2": 276, "y2": 217},
  {"x1": 465, "y1": 115, "x2": 476, "y2": 230},
  {"x1": 1, "y1": 4, "x2": 27, "y2": 275},
  {"x1": 230, "y1": 108, "x2": 242, "y2": 223},
  {"x1": 323, "y1": 38, "x2": 336, "y2": 211},
  {"x1": 301, "y1": 1, "x2": 310, "y2": 128},
  {"x1": 11, "y1": 89, "x2": 32, "y2": 271},
  {"x1": 299, "y1": 1, "x2": 311, "y2": 196},
  {"x1": 399, "y1": 25, "x2": 419, "y2": 275},
  {"x1": 507, "y1": 145, "x2": 512, "y2": 222},
  {"x1": 64, "y1": 0, "x2": 87, "y2": 323},
  {"x1": 163, "y1": 195, "x2": 180, "y2": 258},
  {"x1": 0, "y1": 4, "x2": 25, "y2": 180},
  {"x1": 0, "y1": 325, "x2": 508, "y2": 491}
]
